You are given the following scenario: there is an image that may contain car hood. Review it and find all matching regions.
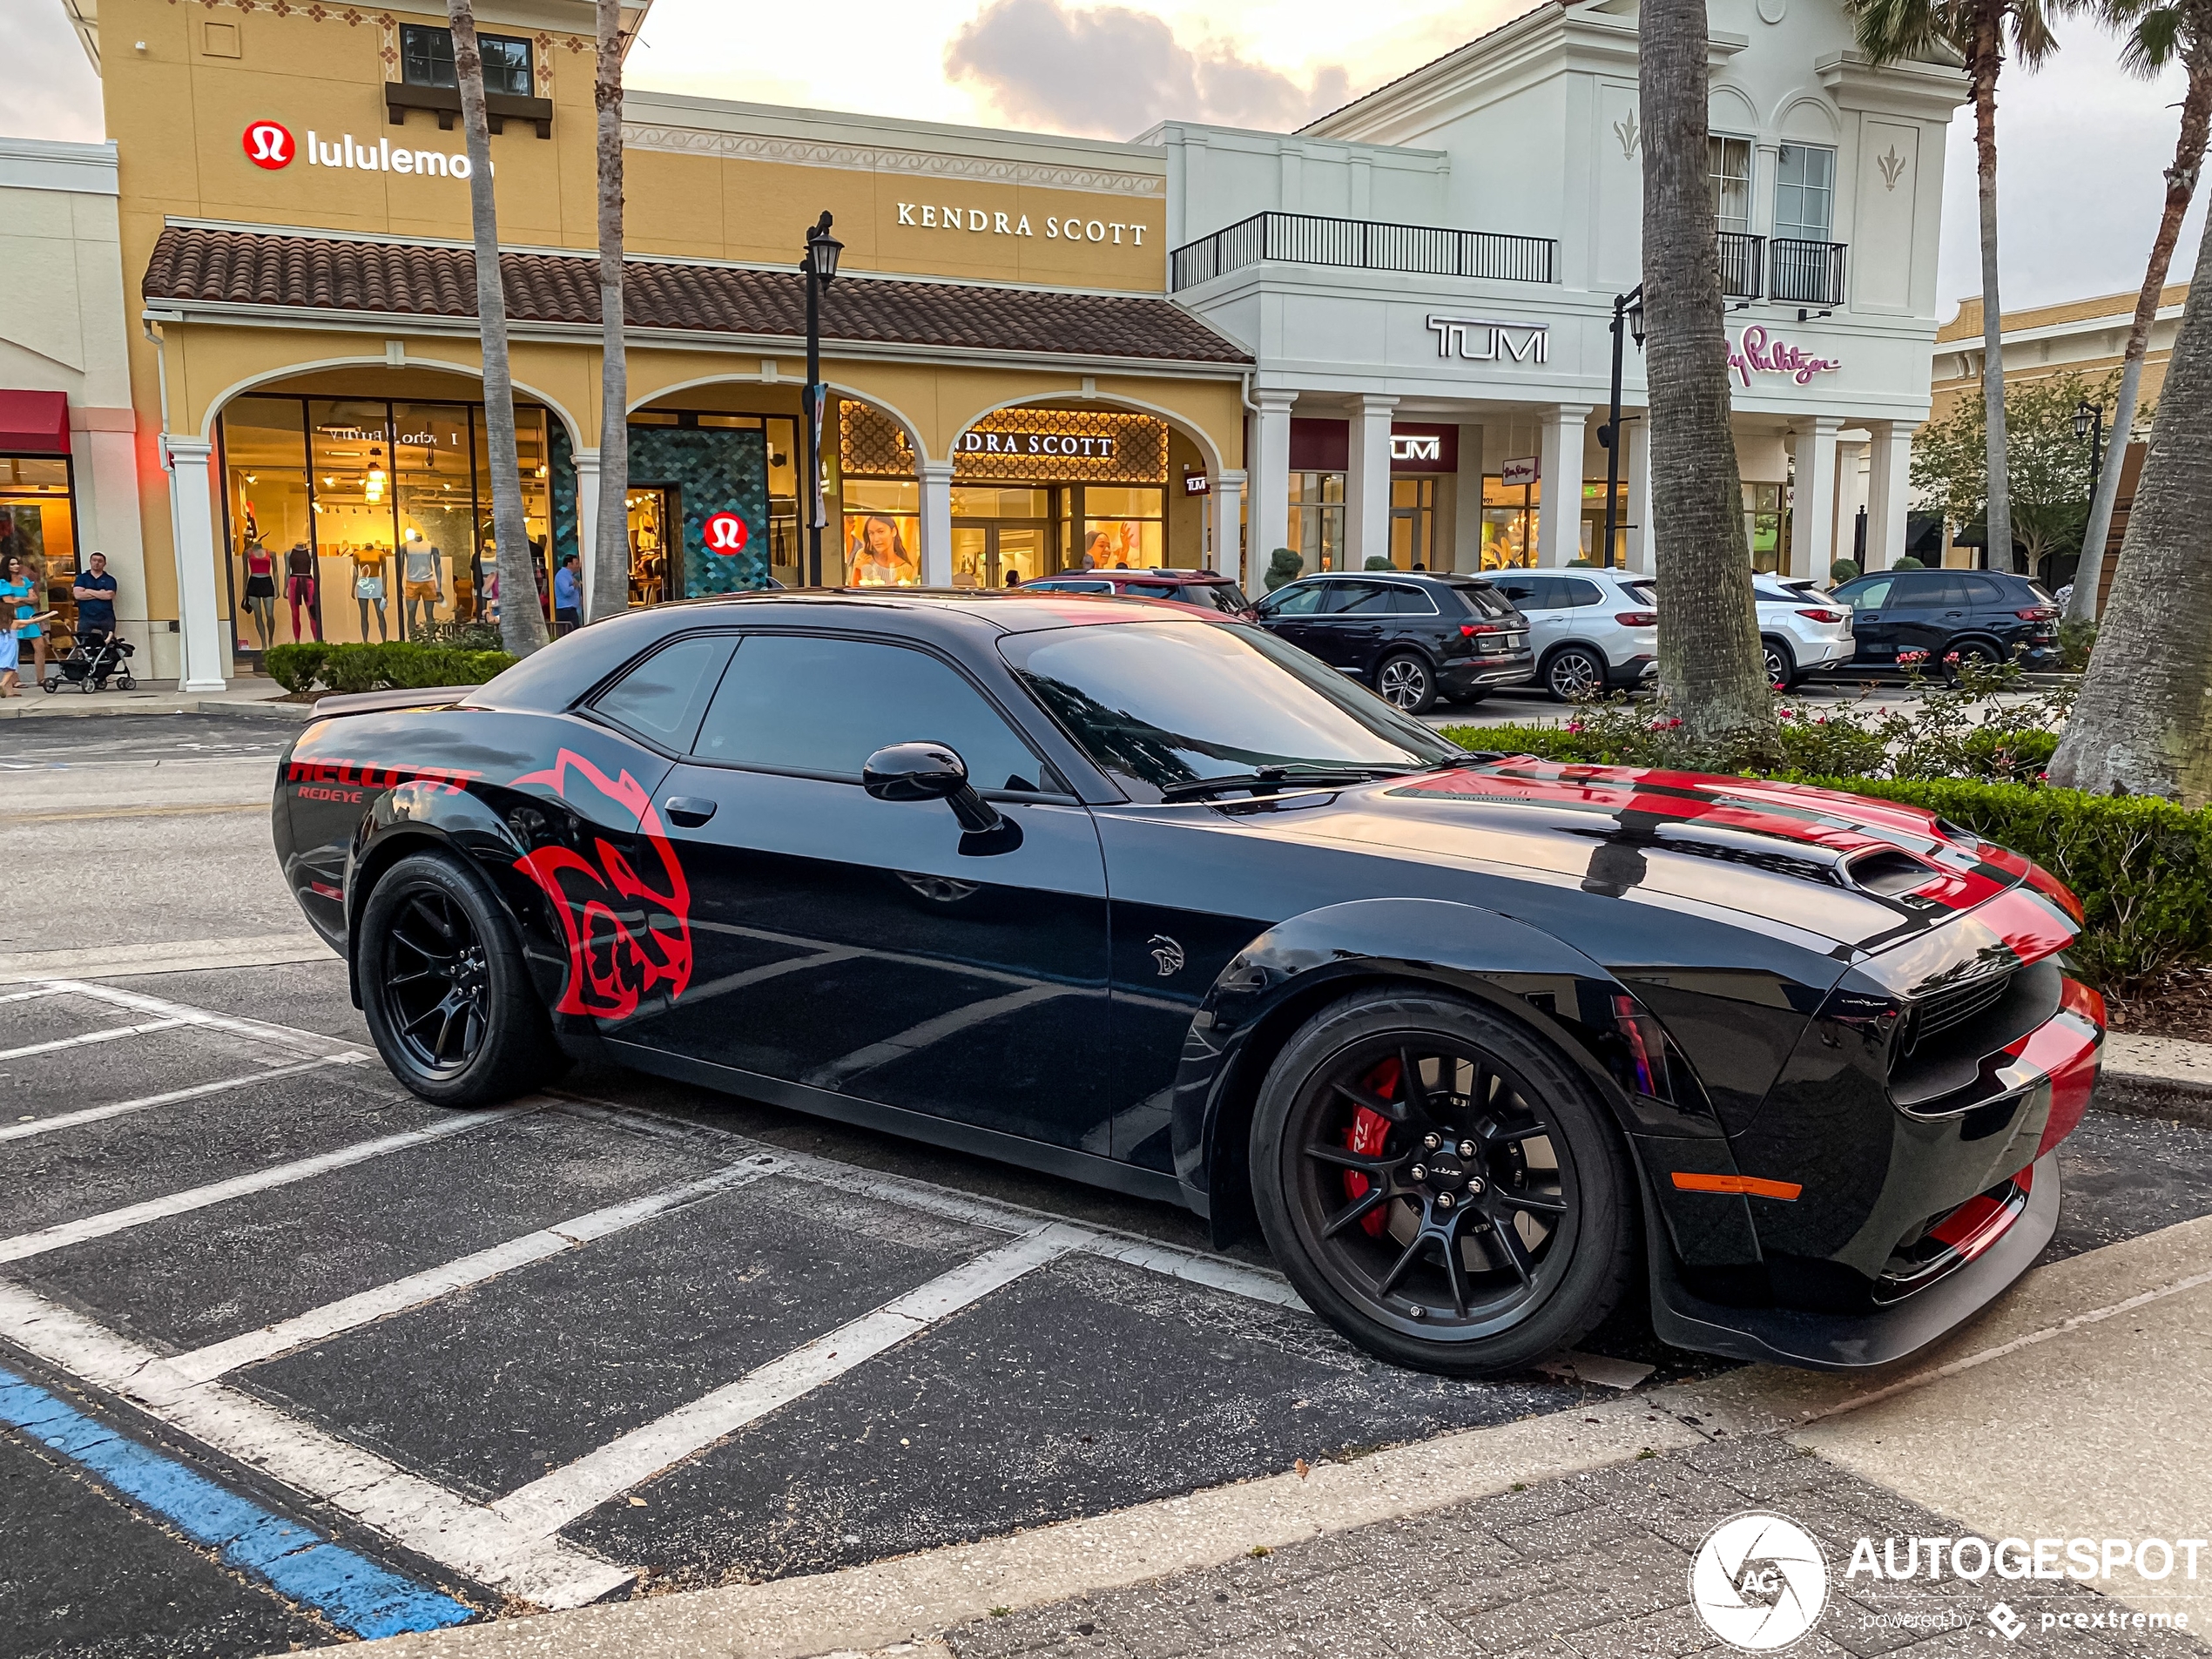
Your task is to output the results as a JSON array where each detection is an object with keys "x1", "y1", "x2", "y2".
[{"x1": 1215, "y1": 758, "x2": 2060, "y2": 958}]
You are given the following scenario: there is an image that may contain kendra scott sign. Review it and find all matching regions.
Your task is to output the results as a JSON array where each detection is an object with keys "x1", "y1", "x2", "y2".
[{"x1": 896, "y1": 202, "x2": 1150, "y2": 246}]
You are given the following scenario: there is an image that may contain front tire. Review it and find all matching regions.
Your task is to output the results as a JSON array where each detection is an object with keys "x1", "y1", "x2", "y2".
[
  {"x1": 1544, "y1": 646, "x2": 1606, "y2": 702},
  {"x1": 358, "y1": 851, "x2": 560, "y2": 1107},
  {"x1": 1373, "y1": 651, "x2": 1437, "y2": 714},
  {"x1": 1250, "y1": 987, "x2": 1636, "y2": 1376}
]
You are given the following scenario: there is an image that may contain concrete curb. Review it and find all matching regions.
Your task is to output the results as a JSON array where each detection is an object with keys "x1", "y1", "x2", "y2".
[{"x1": 0, "y1": 693, "x2": 315, "y2": 721}]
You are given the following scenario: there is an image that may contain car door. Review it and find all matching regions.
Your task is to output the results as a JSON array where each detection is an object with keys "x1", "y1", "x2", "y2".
[
  {"x1": 1885, "y1": 572, "x2": 1961, "y2": 662},
  {"x1": 1491, "y1": 575, "x2": 1564, "y2": 656},
  {"x1": 1252, "y1": 578, "x2": 1338, "y2": 659},
  {"x1": 1834, "y1": 574, "x2": 1896, "y2": 660},
  {"x1": 619, "y1": 630, "x2": 1113, "y2": 1151}
]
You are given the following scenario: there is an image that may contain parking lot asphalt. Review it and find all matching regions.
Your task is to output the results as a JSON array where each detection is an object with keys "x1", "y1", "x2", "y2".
[{"x1": 4, "y1": 713, "x2": 2209, "y2": 1658}]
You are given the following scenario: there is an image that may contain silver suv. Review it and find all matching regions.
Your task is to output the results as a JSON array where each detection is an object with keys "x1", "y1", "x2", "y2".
[{"x1": 1486, "y1": 569, "x2": 1659, "y2": 700}]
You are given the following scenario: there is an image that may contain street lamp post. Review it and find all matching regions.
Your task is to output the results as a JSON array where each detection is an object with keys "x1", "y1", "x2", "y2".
[
  {"x1": 2072, "y1": 397, "x2": 2105, "y2": 591},
  {"x1": 1595, "y1": 286, "x2": 1645, "y2": 569},
  {"x1": 800, "y1": 211, "x2": 844, "y2": 587}
]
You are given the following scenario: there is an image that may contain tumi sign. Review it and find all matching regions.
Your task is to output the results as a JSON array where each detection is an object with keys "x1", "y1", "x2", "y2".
[{"x1": 1388, "y1": 424, "x2": 1459, "y2": 474}]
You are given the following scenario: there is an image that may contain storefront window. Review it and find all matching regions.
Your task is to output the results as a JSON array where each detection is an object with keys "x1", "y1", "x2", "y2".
[
  {"x1": 1389, "y1": 478, "x2": 1435, "y2": 570},
  {"x1": 1581, "y1": 480, "x2": 1629, "y2": 567},
  {"x1": 842, "y1": 479, "x2": 921, "y2": 586},
  {"x1": 0, "y1": 455, "x2": 78, "y2": 637},
  {"x1": 1287, "y1": 471, "x2": 1344, "y2": 573},
  {"x1": 473, "y1": 406, "x2": 553, "y2": 627},
  {"x1": 219, "y1": 395, "x2": 555, "y2": 665},
  {"x1": 1480, "y1": 475, "x2": 1538, "y2": 570},
  {"x1": 1080, "y1": 484, "x2": 1162, "y2": 571},
  {"x1": 1710, "y1": 136, "x2": 1754, "y2": 234},
  {"x1": 1745, "y1": 482, "x2": 1784, "y2": 573}
]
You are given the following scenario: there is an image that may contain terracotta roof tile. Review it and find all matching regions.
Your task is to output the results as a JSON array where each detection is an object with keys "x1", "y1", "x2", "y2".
[{"x1": 143, "y1": 226, "x2": 1250, "y2": 365}]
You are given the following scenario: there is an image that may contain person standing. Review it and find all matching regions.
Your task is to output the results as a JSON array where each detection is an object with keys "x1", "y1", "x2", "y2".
[
  {"x1": 0, "y1": 554, "x2": 22, "y2": 697},
  {"x1": 553, "y1": 553, "x2": 583, "y2": 634},
  {"x1": 1, "y1": 552, "x2": 42, "y2": 688},
  {"x1": 72, "y1": 551, "x2": 119, "y2": 640}
]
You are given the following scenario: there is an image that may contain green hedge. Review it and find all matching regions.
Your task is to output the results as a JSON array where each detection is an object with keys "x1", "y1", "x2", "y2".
[
  {"x1": 263, "y1": 641, "x2": 516, "y2": 696},
  {"x1": 1438, "y1": 726, "x2": 2212, "y2": 989}
]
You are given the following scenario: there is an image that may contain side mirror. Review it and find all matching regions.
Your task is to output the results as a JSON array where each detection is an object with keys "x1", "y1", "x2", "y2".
[{"x1": 863, "y1": 741, "x2": 1009, "y2": 840}]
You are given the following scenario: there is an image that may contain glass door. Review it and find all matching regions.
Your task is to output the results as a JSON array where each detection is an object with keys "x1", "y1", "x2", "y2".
[
  {"x1": 992, "y1": 523, "x2": 1048, "y2": 587},
  {"x1": 627, "y1": 487, "x2": 674, "y2": 604}
]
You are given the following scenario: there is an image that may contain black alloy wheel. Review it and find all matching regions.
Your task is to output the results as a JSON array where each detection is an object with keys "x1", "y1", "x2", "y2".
[
  {"x1": 1374, "y1": 651, "x2": 1436, "y2": 714},
  {"x1": 358, "y1": 851, "x2": 561, "y2": 1107},
  {"x1": 1946, "y1": 638, "x2": 2002, "y2": 679},
  {"x1": 1545, "y1": 646, "x2": 1606, "y2": 702},
  {"x1": 1762, "y1": 638, "x2": 1796, "y2": 691},
  {"x1": 1251, "y1": 988, "x2": 1635, "y2": 1376}
]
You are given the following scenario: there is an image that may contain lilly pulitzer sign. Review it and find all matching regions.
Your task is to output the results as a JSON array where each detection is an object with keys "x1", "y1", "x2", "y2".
[{"x1": 1730, "y1": 325, "x2": 1842, "y2": 388}]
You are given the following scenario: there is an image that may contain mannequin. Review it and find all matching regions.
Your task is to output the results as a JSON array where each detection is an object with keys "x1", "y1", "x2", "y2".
[
  {"x1": 352, "y1": 547, "x2": 389, "y2": 641},
  {"x1": 401, "y1": 539, "x2": 443, "y2": 635},
  {"x1": 284, "y1": 542, "x2": 321, "y2": 642},
  {"x1": 241, "y1": 540, "x2": 277, "y2": 651}
]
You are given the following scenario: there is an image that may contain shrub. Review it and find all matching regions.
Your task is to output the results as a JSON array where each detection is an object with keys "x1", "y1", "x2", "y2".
[
  {"x1": 1264, "y1": 548, "x2": 1303, "y2": 592},
  {"x1": 1830, "y1": 559, "x2": 1860, "y2": 584},
  {"x1": 1893, "y1": 555, "x2": 1926, "y2": 570},
  {"x1": 1364, "y1": 555, "x2": 1395, "y2": 570},
  {"x1": 411, "y1": 618, "x2": 506, "y2": 652},
  {"x1": 263, "y1": 642, "x2": 327, "y2": 694},
  {"x1": 277, "y1": 641, "x2": 517, "y2": 696}
]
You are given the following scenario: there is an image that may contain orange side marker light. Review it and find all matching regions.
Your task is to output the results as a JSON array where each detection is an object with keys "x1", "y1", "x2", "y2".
[{"x1": 1670, "y1": 1172, "x2": 1804, "y2": 1201}]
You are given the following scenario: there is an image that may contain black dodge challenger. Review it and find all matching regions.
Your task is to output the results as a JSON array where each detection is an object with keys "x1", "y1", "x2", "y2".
[{"x1": 273, "y1": 591, "x2": 2103, "y2": 1377}]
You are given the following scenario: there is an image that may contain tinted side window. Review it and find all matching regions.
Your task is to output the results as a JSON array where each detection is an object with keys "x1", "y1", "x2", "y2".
[
  {"x1": 1262, "y1": 582, "x2": 1332, "y2": 616},
  {"x1": 1380, "y1": 585, "x2": 1438, "y2": 615},
  {"x1": 1557, "y1": 578, "x2": 1604, "y2": 608},
  {"x1": 1491, "y1": 577, "x2": 1551, "y2": 609},
  {"x1": 1887, "y1": 573, "x2": 1946, "y2": 606},
  {"x1": 1332, "y1": 583, "x2": 1398, "y2": 616},
  {"x1": 1838, "y1": 577, "x2": 1892, "y2": 609},
  {"x1": 1448, "y1": 582, "x2": 1511, "y2": 617},
  {"x1": 590, "y1": 634, "x2": 733, "y2": 751},
  {"x1": 694, "y1": 635, "x2": 1058, "y2": 792},
  {"x1": 1959, "y1": 575, "x2": 2007, "y2": 605},
  {"x1": 1125, "y1": 583, "x2": 1179, "y2": 600}
]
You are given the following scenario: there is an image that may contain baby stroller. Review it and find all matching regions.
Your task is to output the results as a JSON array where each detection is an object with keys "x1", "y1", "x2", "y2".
[{"x1": 42, "y1": 624, "x2": 136, "y2": 694}]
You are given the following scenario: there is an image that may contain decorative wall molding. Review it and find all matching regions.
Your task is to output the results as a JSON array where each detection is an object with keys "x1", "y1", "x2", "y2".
[
  {"x1": 622, "y1": 124, "x2": 1165, "y2": 197},
  {"x1": 159, "y1": 0, "x2": 590, "y2": 88}
]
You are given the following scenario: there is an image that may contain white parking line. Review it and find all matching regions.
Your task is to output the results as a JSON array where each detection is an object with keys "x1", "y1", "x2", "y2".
[
  {"x1": 0, "y1": 1054, "x2": 370, "y2": 1144},
  {"x1": 0, "y1": 1106, "x2": 526, "y2": 1264},
  {"x1": 28, "y1": 978, "x2": 362, "y2": 1060},
  {"x1": 0, "y1": 1278, "x2": 634, "y2": 1609},
  {"x1": 551, "y1": 1092, "x2": 1312, "y2": 1313},
  {"x1": 491, "y1": 1224, "x2": 1086, "y2": 1537},
  {"x1": 0, "y1": 985, "x2": 66, "y2": 1006},
  {"x1": 0, "y1": 1017, "x2": 192, "y2": 1062},
  {"x1": 169, "y1": 1154, "x2": 789, "y2": 1383}
]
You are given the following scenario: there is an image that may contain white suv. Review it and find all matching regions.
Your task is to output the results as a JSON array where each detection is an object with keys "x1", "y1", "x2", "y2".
[
  {"x1": 1752, "y1": 575, "x2": 1855, "y2": 689},
  {"x1": 1486, "y1": 569, "x2": 1660, "y2": 700}
]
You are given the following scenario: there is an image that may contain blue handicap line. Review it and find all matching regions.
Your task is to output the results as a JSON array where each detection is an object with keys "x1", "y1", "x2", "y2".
[{"x1": 0, "y1": 1366, "x2": 474, "y2": 1639}]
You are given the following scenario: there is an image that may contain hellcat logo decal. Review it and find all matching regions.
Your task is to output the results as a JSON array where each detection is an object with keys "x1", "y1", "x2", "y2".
[
  {"x1": 1148, "y1": 934, "x2": 1185, "y2": 976},
  {"x1": 510, "y1": 750, "x2": 694, "y2": 1021}
]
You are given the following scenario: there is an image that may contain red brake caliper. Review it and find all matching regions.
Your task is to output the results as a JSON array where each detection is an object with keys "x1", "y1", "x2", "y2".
[{"x1": 1342, "y1": 1056, "x2": 1399, "y2": 1238}]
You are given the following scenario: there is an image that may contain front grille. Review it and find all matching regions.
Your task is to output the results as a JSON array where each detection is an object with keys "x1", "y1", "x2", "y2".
[{"x1": 1903, "y1": 972, "x2": 2014, "y2": 1055}]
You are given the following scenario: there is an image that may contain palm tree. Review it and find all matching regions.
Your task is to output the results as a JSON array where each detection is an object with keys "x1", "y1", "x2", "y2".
[
  {"x1": 448, "y1": 0, "x2": 548, "y2": 656},
  {"x1": 2066, "y1": 0, "x2": 2212, "y2": 625},
  {"x1": 1642, "y1": 0, "x2": 1779, "y2": 764},
  {"x1": 590, "y1": 0, "x2": 631, "y2": 624},
  {"x1": 1855, "y1": 0, "x2": 2060, "y2": 576},
  {"x1": 2047, "y1": 208, "x2": 2212, "y2": 802}
]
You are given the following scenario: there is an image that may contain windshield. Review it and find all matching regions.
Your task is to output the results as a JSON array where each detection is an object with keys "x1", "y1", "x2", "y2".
[{"x1": 999, "y1": 620, "x2": 1464, "y2": 801}]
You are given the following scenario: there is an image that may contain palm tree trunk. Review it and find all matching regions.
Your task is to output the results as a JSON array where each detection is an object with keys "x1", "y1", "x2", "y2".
[
  {"x1": 2067, "y1": 57, "x2": 2210, "y2": 625},
  {"x1": 590, "y1": 0, "x2": 630, "y2": 624},
  {"x1": 2047, "y1": 202, "x2": 2212, "y2": 803},
  {"x1": 1970, "y1": 17, "x2": 2014, "y2": 573},
  {"x1": 448, "y1": 0, "x2": 548, "y2": 657},
  {"x1": 1640, "y1": 0, "x2": 1779, "y2": 765}
]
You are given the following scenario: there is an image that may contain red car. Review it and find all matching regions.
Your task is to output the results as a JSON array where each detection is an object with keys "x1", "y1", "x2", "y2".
[{"x1": 1022, "y1": 569, "x2": 1255, "y2": 617}]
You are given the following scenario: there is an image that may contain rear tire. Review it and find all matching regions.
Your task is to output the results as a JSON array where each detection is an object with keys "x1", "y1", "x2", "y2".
[
  {"x1": 1762, "y1": 638, "x2": 1796, "y2": 692},
  {"x1": 1250, "y1": 987, "x2": 1637, "y2": 1376},
  {"x1": 1544, "y1": 646, "x2": 1606, "y2": 702},
  {"x1": 358, "y1": 850, "x2": 562, "y2": 1107}
]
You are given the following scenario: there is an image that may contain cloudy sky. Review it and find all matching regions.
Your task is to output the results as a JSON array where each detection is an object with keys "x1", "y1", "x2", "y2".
[{"x1": 5, "y1": 0, "x2": 2202, "y2": 317}]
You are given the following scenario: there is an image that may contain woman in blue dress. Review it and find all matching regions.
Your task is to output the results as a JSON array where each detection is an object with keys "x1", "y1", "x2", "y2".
[{"x1": 0, "y1": 552, "x2": 34, "y2": 696}]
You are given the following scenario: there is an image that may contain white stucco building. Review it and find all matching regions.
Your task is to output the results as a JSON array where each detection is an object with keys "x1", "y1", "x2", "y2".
[{"x1": 1151, "y1": 0, "x2": 1966, "y2": 583}]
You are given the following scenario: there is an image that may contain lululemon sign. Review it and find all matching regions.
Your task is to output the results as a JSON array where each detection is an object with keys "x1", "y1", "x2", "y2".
[
  {"x1": 244, "y1": 121, "x2": 294, "y2": 170},
  {"x1": 703, "y1": 513, "x2": 749, "y2": 556}
]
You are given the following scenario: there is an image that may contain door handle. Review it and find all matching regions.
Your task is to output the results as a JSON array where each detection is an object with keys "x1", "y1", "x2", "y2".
[{"x1": 664, "y1": 795, "x2": 718, "y2": 827}]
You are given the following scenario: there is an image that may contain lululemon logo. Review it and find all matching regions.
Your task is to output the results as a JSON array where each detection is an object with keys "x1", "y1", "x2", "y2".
[
  {"x1": 244, "y1": 121, "x2": 294, "y2": 170},
  {"x1": 702, "y1": 512, "x2": 748, "y2": 554},
  {"x1": 1689, "y1": 1512, "x2": 1829, "y2": 1651}
]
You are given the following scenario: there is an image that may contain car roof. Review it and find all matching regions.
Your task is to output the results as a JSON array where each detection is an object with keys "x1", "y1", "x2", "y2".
[{"x1": 1036, "y1": 569, "x2": 1238, "y2": 584}]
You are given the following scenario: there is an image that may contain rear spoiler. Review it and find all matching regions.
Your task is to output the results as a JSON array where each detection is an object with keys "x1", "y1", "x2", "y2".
[{"x1": 310, "y1": 685, "x2": 478, "y2": 719}]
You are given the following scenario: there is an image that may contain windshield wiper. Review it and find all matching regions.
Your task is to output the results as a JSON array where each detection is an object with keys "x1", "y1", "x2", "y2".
[
  {"x1": 1427, "y1": 750, "x2": 1506, "y2": 768},
  {"x1": 1159, "y1": 765, "x2": 1403, "y2": 801}
]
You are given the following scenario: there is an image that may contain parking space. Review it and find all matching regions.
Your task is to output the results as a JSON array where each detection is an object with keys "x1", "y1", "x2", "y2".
[{"x1": 6, "y1": 967, "x2": 2212, "y2": 1654}]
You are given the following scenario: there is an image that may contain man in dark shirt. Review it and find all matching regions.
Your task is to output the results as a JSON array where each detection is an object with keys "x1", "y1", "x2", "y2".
[{"x1": 72, "y1": 552, "x2": 118, "y2": 639}]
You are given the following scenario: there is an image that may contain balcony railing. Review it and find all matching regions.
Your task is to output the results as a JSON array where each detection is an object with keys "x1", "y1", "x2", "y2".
[
  {"x1": 1717, "y1": 232, "x2": 1765, "y2": 300},
  {"x1": 1770, "y1": 238, "x2": 1849, "y2": 307},
  {"x1": 1170, "y1": 211, "x2": 1557, "y2": 291}
]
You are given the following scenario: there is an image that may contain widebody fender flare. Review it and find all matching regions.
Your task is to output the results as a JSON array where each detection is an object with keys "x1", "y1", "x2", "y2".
[{"x1": 1168, "y1": 897, "x2": 1753, "y2": 1258}]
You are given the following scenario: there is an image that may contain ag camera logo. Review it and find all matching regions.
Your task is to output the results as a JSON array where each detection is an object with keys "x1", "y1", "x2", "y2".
[{"x1": 1691, "y1": 1511, "x2": 1831, "y2": 1651}]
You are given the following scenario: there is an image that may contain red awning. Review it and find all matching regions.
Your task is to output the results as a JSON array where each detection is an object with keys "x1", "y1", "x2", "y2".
[{"x1": 0, "y1": 390, "x2": 70, "y2": 455}]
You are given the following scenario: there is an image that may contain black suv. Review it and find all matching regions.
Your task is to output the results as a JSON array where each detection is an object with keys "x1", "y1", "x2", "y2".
[
  {"x1": 1829, "y1": 568, "x2": 2061, "y2": 673},
  {"x1": 1251, "y1": 571, "x2": 1534, "y2": 712}
]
